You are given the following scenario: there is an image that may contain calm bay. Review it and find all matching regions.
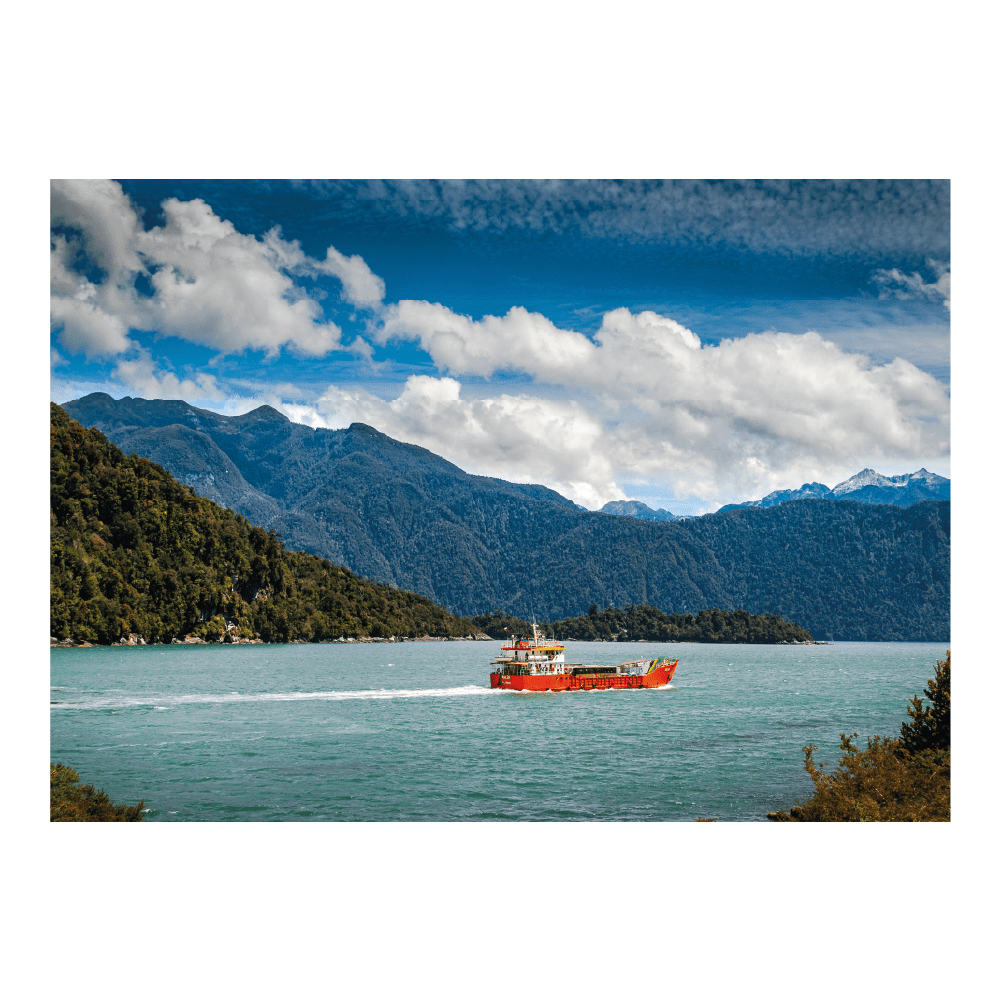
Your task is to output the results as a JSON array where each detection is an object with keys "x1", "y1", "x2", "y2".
[{"x1": 50, "y1": 640, "x2": 947, "y2": 822}]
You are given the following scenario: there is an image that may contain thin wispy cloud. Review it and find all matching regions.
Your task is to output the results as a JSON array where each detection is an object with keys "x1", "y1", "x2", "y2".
[
  {"x1": 302, "y1": 179, "x2": 950, "y2": 257},
  {"x1": 873, "y1": 259, "x2": 951, "y2": 311}
]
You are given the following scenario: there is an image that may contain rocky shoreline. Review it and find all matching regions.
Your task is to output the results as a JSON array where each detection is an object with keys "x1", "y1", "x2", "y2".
[
  {"x1": 51, "y1": 632, "x2": 495, "y2": 647},
  {"x1": 51, "y1": 633, "x2": 831, "y2": 648}
]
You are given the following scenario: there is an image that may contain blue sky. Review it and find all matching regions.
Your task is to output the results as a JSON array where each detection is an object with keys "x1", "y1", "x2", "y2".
[{"x1": 50, "y1": 179, "x2": 950, "y2": 513}]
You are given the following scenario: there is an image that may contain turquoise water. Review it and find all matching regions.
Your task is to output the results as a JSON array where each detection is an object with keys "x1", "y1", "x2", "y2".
[{"x1": 50, "y1": 641, "x2": 947, "y2": 822}]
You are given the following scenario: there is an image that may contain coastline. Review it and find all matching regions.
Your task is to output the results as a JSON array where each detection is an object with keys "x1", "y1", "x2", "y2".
[{"x1": 50, "y1": 634, "x2": 833, "y2": 648}]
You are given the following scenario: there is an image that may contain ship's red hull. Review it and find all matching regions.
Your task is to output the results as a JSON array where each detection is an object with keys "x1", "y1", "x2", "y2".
[{"x1": 490, "y1": 659, "x2": 678, "y2": 692}]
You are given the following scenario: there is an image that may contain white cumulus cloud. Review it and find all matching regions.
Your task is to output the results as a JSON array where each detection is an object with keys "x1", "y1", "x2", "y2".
[
  {"x1": 317, "y1": 247, "x2": 386, "y2": 308},
  {"x1": 50, "y1": 180, "x2": 380, "y2": 359},
  {"x1": 362, "y1": 303, "x2": 950, "y2": 507},
  {"x1": 49, "y1": 295, "x2": 132, "y2": 358},
  {"x1": 49, "y1": 232, "x2": 135, "y2": 358},
  {"x1": 312, "y1": 375, "x2": 618, "y2": 510},
  {"x1": 111, "y1": 349, "x2": 226, "y2": 402},
  {"x1": 379, "y1": 301, "x2": 596, "y2": 380}
]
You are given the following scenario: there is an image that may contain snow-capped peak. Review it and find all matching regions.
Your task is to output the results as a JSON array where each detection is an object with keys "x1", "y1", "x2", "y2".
[
  {"x1": 831, "y1": 467, "x2": 949, "y2": 496},
  {"x1": 831, "y1": 468, "x2": 895, "y2": 495}
]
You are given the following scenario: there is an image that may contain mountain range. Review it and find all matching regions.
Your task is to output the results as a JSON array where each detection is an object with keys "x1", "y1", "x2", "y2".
[
  {"x1": 61, "y1": 393, "x2": 950, "y2": 641},
  {"x1": 716, "y1": 468, "x2": 949, "y2": 513}
]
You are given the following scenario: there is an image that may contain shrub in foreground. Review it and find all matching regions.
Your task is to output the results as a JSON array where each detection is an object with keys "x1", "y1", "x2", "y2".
[
  {"x1": 50, "y1": 763, "x2": 145, "y2": 822},
  {"x1": 768, "y1": 652, "x2": 950, "y2": 822}
]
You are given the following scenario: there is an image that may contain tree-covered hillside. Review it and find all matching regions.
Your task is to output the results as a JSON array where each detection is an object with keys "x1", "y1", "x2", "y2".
[
  {"x1": 473, "y1": 605, "x2": 813, "y2": 643},
  {"x1": 679, "y1": 500, "x2": 949, "y2": 642},
  {"x1": 62, "y1": 393, "x2": 950, "y2": 641},
  {"x1": 557, "y1": 604, "x2": 813, "y2": 643},
  {"x1": 50, "y1": 404, "x2": 477, "y2": 644}
]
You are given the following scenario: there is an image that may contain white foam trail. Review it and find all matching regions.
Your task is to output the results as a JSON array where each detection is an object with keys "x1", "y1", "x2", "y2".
[{"x1": 51, "y1": 684, "x2": 498, "y2": 710}]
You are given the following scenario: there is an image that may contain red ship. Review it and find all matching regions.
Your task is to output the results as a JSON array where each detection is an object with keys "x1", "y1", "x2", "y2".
[{"x1": 489, "y1": 623, "x2": 678, "y2": 692}]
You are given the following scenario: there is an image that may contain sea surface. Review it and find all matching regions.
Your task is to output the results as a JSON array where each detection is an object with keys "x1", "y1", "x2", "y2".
[{"x1": 50, "y1": 641, "x2": 948, "y2": 822}]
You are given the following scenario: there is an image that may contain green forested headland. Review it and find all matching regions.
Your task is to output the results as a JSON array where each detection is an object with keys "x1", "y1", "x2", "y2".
[
  {"x1": 50, "y1": 404, "x2": 479, "y2": 644},
  {"x1": 472, "y1": 604, "x2": 813, "y2": 643}
]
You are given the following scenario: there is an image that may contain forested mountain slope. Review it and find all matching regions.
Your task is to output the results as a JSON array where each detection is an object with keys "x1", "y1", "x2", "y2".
[
  {"x1": 62, "y1": 393, "x2": 950, "y2": 641},
  {"x1": 50, "y1": 404, "x2": 477, "y2": 644}
]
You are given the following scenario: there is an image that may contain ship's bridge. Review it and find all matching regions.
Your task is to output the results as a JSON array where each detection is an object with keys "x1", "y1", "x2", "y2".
[{"x1": 492, "y1": 633, "x2": 568, "y2": 674}]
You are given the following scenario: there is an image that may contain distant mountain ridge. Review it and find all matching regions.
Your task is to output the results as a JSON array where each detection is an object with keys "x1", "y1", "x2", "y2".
[
  {"x1": 61, "y1": 393, "x2": 950, "y2": 641},
  {"x1": 600, "y1": 500, "x2": 679, "y2": 522},
  {"x1": 717, "y1": 468, "x2": 950, "y2": 514}
]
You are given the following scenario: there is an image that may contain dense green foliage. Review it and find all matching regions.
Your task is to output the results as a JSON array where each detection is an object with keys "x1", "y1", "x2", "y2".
[
  {"x1": 472, "y1": 604, "x2": 812, "y2": 643},
  {"x1": 682, "y1": 501, "x2": 949, "y2": 643},
  {"x1": 50, "y1": 763, "x2": 145, "y2": 821},
  {"x1": 469, "y1": 610, "x2": 539, "y2": 640},
  {"x1": 50, "y1": 405, "x2": 478, "y2": 644},
  {"x1": 899, "y1": 651, "x2": 951, "y2": 754},
  {"x1": 64, "y1": 393, "x2": 950, "y2": 641},
  {"x1": 769, "y1": 653, "x2": 950, "y2": 822},
  {"x1": 553, "y1": 603, "x2": 812, "y2": 642}
]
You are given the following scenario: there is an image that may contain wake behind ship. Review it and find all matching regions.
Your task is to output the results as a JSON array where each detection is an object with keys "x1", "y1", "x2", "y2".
[{"x1": 489, "y1": 624, "x2": 678, "y2": 692}]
